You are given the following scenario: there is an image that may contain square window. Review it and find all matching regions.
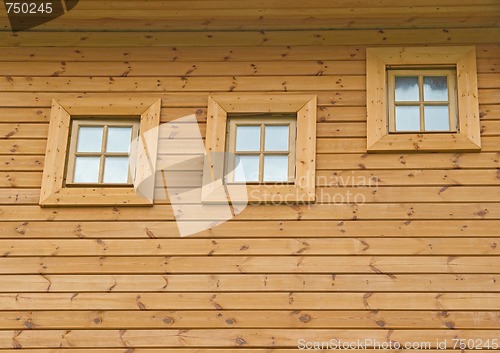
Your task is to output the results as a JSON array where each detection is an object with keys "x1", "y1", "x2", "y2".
[
  {"x1": 388, "y1": 69, "x2": 457, "y2": 133},
  {"x1": 202, "y1": 94, "x2": 317, "y2": 203},
  {"x1": 225, "y1": 116, "x2": 296, "y2": 184},
  {"x1": 39, "y1": 98, "x2": 161, "y2": 206},
  {"x1": 65, "y1": 119, "x2": 139, "y2": 186},
  {"x1": 366, "y1": 46, "x2": 481, "y2": 152}
]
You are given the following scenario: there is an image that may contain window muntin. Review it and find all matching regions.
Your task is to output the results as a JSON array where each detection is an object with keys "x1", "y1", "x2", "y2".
[
  {"x1": 225, "y1": 116, "x2": 297, "y2": 184},
  {"x1": 388, "y1": 69, "x2": 457, "y2": 133},
  {"x1": 66, "y1": 119, "x2": 139, "y2": 186}
]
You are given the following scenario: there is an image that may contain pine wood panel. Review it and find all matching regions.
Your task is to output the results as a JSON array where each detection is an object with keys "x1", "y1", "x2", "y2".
[
  {"x1": 1, "y1": 220, "x2": 498, "y2": 239},
  {"x1": 0, "y1": 274, "x2": 498, "y2": 292},
  {"x1": 0, "y1": 61, "x2": 366, "y2": 77},
  {"x1": 0, "y1": 156, "x2": 44, "y2": 171},
  {"x1": 1, "y1": 28, "x2": 499, "y2": 47},
  {"x1": 1, "y1": 238, "x2": 498, "y2": 256},
  {"x1": 0, "y1": 292, "x2": 499, "y2": 309},
  {"x1": 0, "y1": 310, "x2": 498, "y2": 329},
  {"x1": 0, "y1": 76, "x2": 366, "y2": 92},
  {"x1": 0, "y1": 329, "x2": 499, "y2": 348},
  {"x1": 1, "y1": 14, "x2": 498, "y2": 32},
  {"x1": 0, "y1": 256, "x2": 497, "y2": 274},
  {"x1": 318, "y1": 152, "x2": 500, "y2": 169},
  {"x1": 0, "y1": 45, "x2": 496, "y2": 63},
  {"x1": 0, "y1": 203, "x2": 499, "y2": 221},
  {"x1": 0, "y1": 92, "x2": 367, "y2": 107},
  {"x1": 0, "y1": 44, "x2": 496, "y2": 62}
]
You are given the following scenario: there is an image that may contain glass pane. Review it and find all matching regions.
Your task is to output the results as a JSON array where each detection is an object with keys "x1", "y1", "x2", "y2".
[
  {"x1": 234, "y1": 155, "x2": 260, "y2": 182},
  {"x1": 424, "y1": 76, "x2": 448, "y2": 101},
  {"x1": 424, "y1": 105, "x2": 450, "y2": 131},
  {"x1": 76, "y1": 126, "x2": 103, "y2": 152},
  {"x1": 395, "y1": 76, "x2": 419, "y2": 101},
  {"x1": 235, "y1": 126, "x2": 260, "y2": 152},
  {"x1": 395, "y1": 106, "x2": 421, "y2": 131},
  {"x1": 103, "y1": 157, "x2": 129, "y2": 183},
  {"x1": 73, "y1": 157, "x2": 100, "y2": 183},
  {"x1": 106, "y1": 127, "x2": 132, "y2": 153},
  {"x1": 263, "y1": 155, "x2": 289, "y2": 182},
  {"x1": 264, "y1": 125, "x2": 289, "y2": 151}
]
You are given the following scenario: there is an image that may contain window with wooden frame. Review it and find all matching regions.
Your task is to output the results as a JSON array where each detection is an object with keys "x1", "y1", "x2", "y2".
[
  {"x1": 39, "y1": 98, "x2": 160, "y2": 206},
  {"x1": 66, "y1": 119, "x2": 140, "y2": 185},
  {"x1": 388, "y1": 69, "x2": 457, "y2": 133},
  {"x1": 367, "y1": 46, "x2": 481, "y2": 152},
  {"x1": 202, "y1": 94, "x2": 317, "y2": 203},
  {"x1": 225, "y1": 115, "x2": 297, "y2": 184}
]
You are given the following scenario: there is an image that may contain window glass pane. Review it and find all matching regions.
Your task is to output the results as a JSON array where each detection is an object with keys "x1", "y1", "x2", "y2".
[
  {"x1": 424, "y1": 76, "x2": 448, "y2": 101},
  {"x1": 235, "y1": 126, "x2": 261, "y2": 151},
  {"x1": 106, "y1": 127, "x2": 132, "y2": 153},
  {"x1": 103, "y1": 157, "x2": 129, "y2": 183},
  {"x1": 263, "y1": 155, "x2": 289, "y2": 182},
  {"x1": 395, "y1": 76, "x2": 419, "y2": 101},
  {"x1": 73, "y1": 157, "x2": 100, "y2": 183},
  {"x1": 424, "y1": 105, "x2": 450, "y2": 131},
  {"x1": 264, "y1": 125, "x2": 289, "y2": 151},
  {"x1": 395, "y1": 106, "x2": 421, "y2": 131},
  {"x1": 234, "y1": 155, "x2": 260, "y2": 182},
  {"x1": 77, "y1": 126, "x2": 103, "y2": 152}
]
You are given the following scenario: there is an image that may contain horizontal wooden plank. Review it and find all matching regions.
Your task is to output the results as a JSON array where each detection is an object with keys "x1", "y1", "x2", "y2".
[
  {"x1": 4, "y1": 6, "x2": 499, "y2": 21},
  {"x1": 0, "y1": 189, "x2": 39, "y2": 204},
  {"x1": 0, "y1": 203, "x2": 499, "y2": 221},
  {"x1": 0, "y1": 256, "x2": 497, "y2": 274},
  {"x1": 0, "y1": 310, "x2": 498, "y2": 329},
  {"x1": 316, "y1": 136, "x2": 500, "y2": 153},
  {"x1": 0, "y1": 60, "x2": 366, "y2": 77},
  {"x1": 0, "y1": 274, "x2": 498, "y2": 292},
  {"x1": 0, "y1": 156, "x2": 44, "y2": 171},
  {"x1": 316, "y1": 169, "x2": 500, "y2": 186},
  {"x1": 1, "y1": 220, "x2": 498, "y2": 239},
  {"x1": 0, "y1": 292, "x2": 499, "y2": 310},
  {"x1": 0, "y1": 76, "x2": 365, "y2": 92},
  {"x1": 48, "y1": 0, "x2": 500, "y2": 9},
  {"x1": 1, "y1": 28, "x2": 499, "y2": 47},
  {"x1": 0, "y1": 172, "x2": 41, "y2": 188},
  {"x1": 3, "y1": 16, "x2": 498, "y2": 32},
  {"x1": 0, "y1": 44, "x2": 496, "y2": 62},
  {"x1": 0, "y1": 329, "x2": 498, "y2": 348},
  {"x1": 317, "y1": 152, "x2": 500, "y2": 170},
  {"x1": 1, "y1": 237, "x2": 498, "y2": 256},
  {"x1": 0, "y1": 91, "x2": 366, "y2": 107},
  {"x1": 0, "y1": 124, "x2": 48, "y2": 139}
]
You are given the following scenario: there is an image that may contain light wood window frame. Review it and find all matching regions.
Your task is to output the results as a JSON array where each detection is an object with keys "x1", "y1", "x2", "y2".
[
  {"x1": 388, "y1": 69, "x2": 458, "y2": 133},
  {"x1": 39, "y1": 98, "x2": 161, "y2": 207},
  {"x1": 367, "y1": 46, "x2": 481, "y2": 152},
  {"x1": 202, "y1": 94, "x2": 317, "y2": 203},
  {"x1": 225, "y1": 116, "x2": 297, "y2": 184},
  {"x1": 66, "y1": 119, "x2": 140, "y2": 185}
]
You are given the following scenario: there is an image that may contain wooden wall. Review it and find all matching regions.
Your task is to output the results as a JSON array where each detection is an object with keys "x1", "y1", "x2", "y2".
[{"x1": 0, "y1": 32, "x2": 499, "y2": 351}]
